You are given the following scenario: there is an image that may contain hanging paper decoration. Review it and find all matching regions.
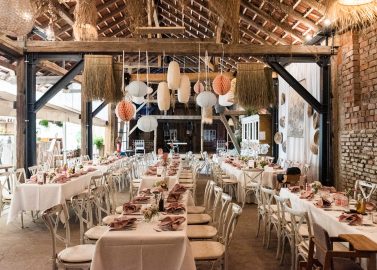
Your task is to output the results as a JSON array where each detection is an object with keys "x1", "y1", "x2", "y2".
[
  {"x1": 228, "y1": 118, "x2": 234, "y2": 126},
  {"x1": 116, "y1": 100, "x2": 135, "y2": 122},
  {"x1": 167, "y1": 61, "x2": 181, "y2": 90},
  {"x1": 212, "y1": 74, "x2": 231, "y2": 95},
  {"x1": 73, "y1": 0, "x2": 98, "y2": 41},
  {"x1": 112, "y1": 62, "x2": 127, "y2": 102},
  {"x1": 178, "y1": 75, "x2": 191, "y2": 103},
  {"x1": 132, "y1": 96, "x2": 145, "y2": 105},
  {"x1": 126, "y1": 81, "x2": 148, "y2": 97},
  {"x1": 194, "y1": 80, "x2": 205, "y2": 94},
  {"x1": 196, "y1": 91, "x2": 217, "y2": 108},
  {"x1": 235, "y1": 63, "x2": 274, "y2": 110},
  {"x1": 137, "y1": 116, "x2": 158, "y2": 132},
  {"x1": 170, "y1": 90, "x2": 176, "y2": 110},
  {"x1": 157, "y1": 82, "x2": 171, "y2": 111},
  {"x1": 219, "y1": 93, "x2": 234, "y2": 107},
  {"x1": 201, "y1": 107, "x2": 213, "y2": 124},
  {"x1": 0, "y1": 0, "x2": 35, "y2": 37},
  {"x1": 146, "y1": 86, "x2": 153, "y2": 95}
]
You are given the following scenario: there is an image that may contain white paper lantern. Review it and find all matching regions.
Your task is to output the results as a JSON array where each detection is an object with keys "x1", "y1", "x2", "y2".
[
  {"x1": 146, "y1": 86, "x2": 153, "y2": 95},
  {"x1": 167, "y1": 61, "x2": 181, "y2": 90},
  {"x1": 132, "y1": 96, "x2": 145, "y2": 105},
  {"x1": 157, "y1": 82, "x2": 171, "y2": 111},
  {"x1": 178, "y1": 75, "x2": 191, "y2": 103},
  {"x1": 126, "y1": 81, "x2": 148, "y2": 97},
  {"x1": 137, "y1": 116, "x2": 158, "y2": 132},
  {"x1": 196, "y1": 91, "x2": 217, "y2": 108},
  {"x1": 219, "y1": 92, "x2": 234, "y2": 107}
]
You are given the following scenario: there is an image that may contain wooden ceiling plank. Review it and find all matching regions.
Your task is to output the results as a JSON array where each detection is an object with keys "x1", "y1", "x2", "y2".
[{"x1": 38, "y1": 60, "x2": 82, "y2": 83}]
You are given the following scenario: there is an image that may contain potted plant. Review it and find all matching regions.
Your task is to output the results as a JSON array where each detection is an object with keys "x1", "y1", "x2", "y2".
[
  {"x1": 39, "y1": 119, "x2": 49, "y2": 128},
  {"x1": 94, "y1": 137, "x2": 104, "y2": 157}
]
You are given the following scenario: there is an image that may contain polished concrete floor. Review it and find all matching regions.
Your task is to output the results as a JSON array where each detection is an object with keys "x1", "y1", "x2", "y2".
[{"x1": 0, "y1": 177, "x2": 290, "y2": 270}]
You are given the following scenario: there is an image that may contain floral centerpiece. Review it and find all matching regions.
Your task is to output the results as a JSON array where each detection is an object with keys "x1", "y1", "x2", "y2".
[
  {"x1": 258, "y1": 160, "x2": 269, "y2": 169},
  {"x1": 311, "y1": 181, "x2": 322, "y2": 194},
  {"x1": 142, "y1": 204, "x2": 159, "y2": 222},
  {"x1": 161, "y1": 153, "x2": 169, "y2": 166},
  {"x1": 154, "y1": 178, "x2": 168, "y2": 190}
]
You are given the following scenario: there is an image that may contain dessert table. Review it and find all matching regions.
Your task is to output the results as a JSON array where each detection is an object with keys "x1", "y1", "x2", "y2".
[
  {"x1": 7, "y1": 169, "x2": 102, "y2": 224},
  {"x1": 91, "y1": 191, "x2": 196, "y2": 270}
]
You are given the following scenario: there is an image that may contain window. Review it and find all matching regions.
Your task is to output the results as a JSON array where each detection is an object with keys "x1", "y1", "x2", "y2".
[
  {"x1": 204, "y1": 130, "x2": 216, "y2": 142},
  {"x1": 169, "y1": 129, "x2": 177, "y2": 140}
]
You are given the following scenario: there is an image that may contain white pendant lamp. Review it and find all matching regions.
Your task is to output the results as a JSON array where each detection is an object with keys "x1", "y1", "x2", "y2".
[
  {"x1": 178, "y1": 75, "x2": 191, "y2": 103},
  {"x1": 146, "y1": 86, "x2": 153, "y2": 95},
  {"x1": 196, "y1": 91, "x2": 217, "y2": 108},
  {"x1": 167, "y1": 61, "x2": 181, "y2": 90},
  {"x1": 219, "y1": 92, "x2": 234, "y2": 107},
  {"x1": 126, "y1": 81, "x2": 148, "y2": 97},
  {"x1": 137, "y1": 116, "x2": 158, "y2": 132},
  {"x1": 157, "y1": 81, "x2": 171, "y2": 111},
  {"x1": 132, "y1": 96, "x2": 145, "y2": 105}
]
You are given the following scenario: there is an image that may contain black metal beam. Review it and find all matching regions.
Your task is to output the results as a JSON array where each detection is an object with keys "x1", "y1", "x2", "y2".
[
  {"x1": 86, "y1": 101, "x2": 93, "y2": 159},
  {"x1": 92, "y1": 101, "x2": 107, "y2": 118},
  {"x1": 267, "y1": 61, "x2": 323, "y2": 113},
  {"x1": 318, "y1": 57, "x2": 332, "y2": 186},
  {"x1": 271, "y1": 78, "x2": 279, "y2": 163},
  {"x1": 25, "y1": 54, "x2": 37, "y2": 176},
  {"x1": 34, "y1": 59, "x2": 84, "y2": 112}
]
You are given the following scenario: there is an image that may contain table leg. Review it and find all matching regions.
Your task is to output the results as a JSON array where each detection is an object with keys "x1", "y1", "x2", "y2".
[{"x1": 368, "y1": 254, "x2": 376, "y2": 270}]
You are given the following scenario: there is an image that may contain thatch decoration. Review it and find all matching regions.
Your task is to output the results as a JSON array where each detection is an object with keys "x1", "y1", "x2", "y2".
[
  {"x1": 126, "y1": 0, "x2": 147, "y2": 33},
  {"x1": 73, "y1": 0, "x2": 98, "y2": 41},
  {"x1": 324, "y1": 0, "x2": 377, "y2": 31},
  {"x1": 112, "y1": 63, "x2": 126, "y2": 102},
  {"x1": 202, "y1": 107, "x2": 213, "y2": 124},
  {"x1": 208, "y1": 0, "x2": 240, "y2": 43},
  {"x1": 83, "y1": 55, "x2": 115, "y2": 102},
  {"x1": 235, "y1": 63, "x2": 275, "y2": 111}
]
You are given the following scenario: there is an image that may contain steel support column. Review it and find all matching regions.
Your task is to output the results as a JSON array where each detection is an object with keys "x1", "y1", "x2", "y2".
[
  {"x1": 271, "y1": 78, "x2": 279, "y2": 162},
  {"x1": 92, "y1": 101, "x2": 107, "y2": 117},
  {"x1": 318, "y1": 57, "x2": 332, "y2": 186},
  {"x1": 86, "y1": 101, "x2": 93, "y2": 159},
  {"x1": 25, "y1": 53, "x2": 37, "y2": 175}
]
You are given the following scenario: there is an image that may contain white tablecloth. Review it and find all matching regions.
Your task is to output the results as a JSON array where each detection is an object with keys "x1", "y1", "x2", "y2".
[
  {"x1": 280, "y1": 188, "x2": 377, "y2": 243},
  {"x1": 7, "y1": 170, "x2": 101, "y2": 224},
  {"x1": 91, "y1": 192, "x2": 196, "y2": 270},
  {"x1": 139, "y1": 175, "x2": 179, "y2": 192}
]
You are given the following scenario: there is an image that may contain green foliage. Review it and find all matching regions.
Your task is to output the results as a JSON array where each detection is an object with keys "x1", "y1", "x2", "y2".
[
  {"x1": 54, "y1": 121, "x2": 63, "y2": 127},
  {"x1": 39, "y1": 119, "x2": 49, "y2": 128},
  {"x1": 94, "y1": 137, "x2": 104, "y2": 150}
]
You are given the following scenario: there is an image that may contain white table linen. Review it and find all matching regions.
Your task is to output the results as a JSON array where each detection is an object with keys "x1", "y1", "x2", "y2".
[
  {"x1": 91, "y1": 192, "x2": 196, "y2": 270},
  {"x1": 7, "y1": 170, "x2": 101, "y2": 224}
]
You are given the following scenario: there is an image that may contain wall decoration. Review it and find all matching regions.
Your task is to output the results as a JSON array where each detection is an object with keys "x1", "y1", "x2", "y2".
[
  {"x1": 307, "y1": 105, "x2": 313, "y2": 117},
  {"x1": 282, "y1": 141, "x2": 287, "y2": 153},
  {"x1": 287, "y1": 80, "x2": 305, "y2": 138},
  {"x1": 279, "y1": 116, "x2": 286, "y2": 128},
  {"x1": 281, "y1": 93, "x2": 286, "y2": 105},
  {"x1": 274, "y1": 132, "x2": 283, "y2": 144},
  {"x1": 313, "y1": 112, "x2": 320, "y2": 129}
]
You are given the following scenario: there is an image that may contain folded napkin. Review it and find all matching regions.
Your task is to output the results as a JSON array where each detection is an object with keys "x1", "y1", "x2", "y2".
[
  {"x1": 27, "y1": 175, "x2": 38, "y2": 184},
  {"x1": 140, "y1": 188, "x2": 152, "y2": 196},
  {"x1": 167, "y1": 170, "x2": 176, "y2": 176},
  {"x1": 171, "y1": 184, "x2": 187, "y2": 194},
  {"x1": 165, "y1": 203, "x2": 186, "y2": 214},
  {"x1": 338, "y1": 213, "x2": 363, "y2": 226},
  {"x1": 152, "y1": 187, "x2": 164, "y2": 194},
  {"x1": 109, "y1": 216, "x2": 137, "y2": 230},
  {"x1": 366, "y1": 202, "x2": 377, "y2": 211},
  {"x1": 320, "y1": 186, "x2": 337, "y2": 193},
  {"x1": 315, "y1": 197, "x2": 332, "y2": 208},
  {"x1": 122, "y1": 202, "x2": 142, "y2": 214},
  {"x1": 288, "y1": 186, "x2": 301, "y2": 193},
  {"x1": 158, "y1": 216, "x2": 186, "y2": 231},
  {"x1": 167, "y1": 193, "x2": 181, "y2": 203},
  {"x1": 146, "y1": 169, "x2": 157, "y2": 176},
  {"x1": 52, "y1": 174, "x2": 69, "y2": 184},
  {"x1": 300, "y1": 191, "x2": 314, "y2": 200},
  {"x1": 132, "y1": 196, "x2": 150, "y2": 203}
]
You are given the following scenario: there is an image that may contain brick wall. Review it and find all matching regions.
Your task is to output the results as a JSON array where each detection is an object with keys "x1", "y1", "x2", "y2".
[{"x1": 335, "y1": 24, "x2": 377, "y2": 196}]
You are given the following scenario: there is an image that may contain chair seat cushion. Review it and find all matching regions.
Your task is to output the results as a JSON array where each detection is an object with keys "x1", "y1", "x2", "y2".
[
  {"x1": 58, "y1": 244, "x2": 95, "y2": 263},
  {"x1": 222, "y1": 178, "x2": 238, "y2": 184},
  {"x1": 187, "y1": 225, "x2": 217, "y2": 239},
  {"x1": 187, "y1": 206, "x2": 205, "y2": 214},
  {"x1": 179, "y1": 178, "x2": 193, "y2": 183},
  {"x1": 84, "y1": 226, "x2": 108, "y2": 240},
  {"x1": 190, "y1": 241, "x2": 225, "y2": 260},
  {"x1": 187, "y1": 214, "x2": 211, "y2": 225},
  {"x1": 132, "y1": 178, "x2": 142, "y2": 183},
  {"x1": 115, "y1": 205, "x2": 123, "y2": 214}
]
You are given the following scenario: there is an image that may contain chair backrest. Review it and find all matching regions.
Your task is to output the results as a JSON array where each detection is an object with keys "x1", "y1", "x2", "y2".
[
  {"x1": 28, "y1": 165, "x2": 40, "y2": 176},
  {"x1": 15, "y1": 168, "x2": 27, "y2": 183},
  {"x1": 354, "y1": 180, "x2": 377, "y2": 201},
  {"x1": 42, "y1": 204, "x2": 70, "y2": 261},
  {"x1": 134, "y1": 140, "x2": 145, "y2": 150},
  {"x1": 90, "y1": 174, "x2": 104, "y2": 189},
  {"x1": 216, "y1": 140, "x2": 226, "y2": 151},
  {"x1": 312, "y1": 222, "x2": 332, "y2": 268},
  {"x1": 204, "y1": 181, "x2": 217, "y2": 212},
  {"x1": 243, "y1": 169, "x2": 263, "y2": 187},
  {"x1": 71, "y1": 192, "x2": 93, "y2": 244},
  {"x1": 216, "y1": 193, "x2": 232, "y2": 241},
  {"x1": 284, "y1": 203, "x2": 312, "y2": 248},
  {"x1": 273, "y1": 194, "x2": 289, "y2": 227},
  {"x1": 91, "y1": 185, "x2": 111, "y2": 224},
  {"x1": 103, "y1": 172, "x2": 117, "y2": 213},
  {"x1": 222, "y1": 203, "x2": 242, "y2": 248},
  {"x1": 260, "y1": 187, "x2": 276, "y2": 213},
  {"x1": 211, "y1": 186, "x2": 223, "y2": 223}
]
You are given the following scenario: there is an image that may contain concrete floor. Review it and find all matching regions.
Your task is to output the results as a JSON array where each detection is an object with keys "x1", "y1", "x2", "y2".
[{"x1": 0, "y1": 177, "x2": 290, "y2": 270}]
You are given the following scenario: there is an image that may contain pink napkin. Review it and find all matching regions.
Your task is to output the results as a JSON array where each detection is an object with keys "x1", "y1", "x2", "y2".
[
  {"x1": 321, "y1": 186, "x2": 337, "y2": 193},
  {"x1": 338, "y1": 213, "x2": 363, "y2": 226},
  {"x1": 300, "y1": 191, "x2": 314, "y2": 199},
  {"x1": 139, "y1": 188, "x2": 152, "y2": 196},
  {"x1": 132, "y1": 196, "x2": 150, "y2": 203},
  {"x1": 159, "y1": 216, "x2": 186, "y2": 231},
  {"x1": 86, "y1": 167, "x2": 97, "y2": 172},
  {"x1": 167, "y1": 193, "x2": 181, "y2": 203},
  {"x1": 109, "y1": 216, "x2": 137, "y2": 230},
  {"x1": 122, "y1": 202, "x2": 142, "y2": 214},
  {"x1": 315, "y1": 197, "x2": 332, "y2": 208},
  {"x1": 288, "y1": 186, "x2": 301, "y2": 193},
  {"x1": 165, "y1": 203, "x2": 186, "y2": 214},
  {"x1": 171, "y1": 184, "x2": 187, "y2": 194}
]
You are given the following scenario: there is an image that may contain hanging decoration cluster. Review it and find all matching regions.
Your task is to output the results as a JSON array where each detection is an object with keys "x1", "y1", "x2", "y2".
[
  {"x1": 324, "y1": 0, "x2": 377, "y2": 31},
  {"x1": 73, "y1": 0, "x2": 98, "y2": 41},
  {"x1": 212, "y1": 74, "x2": 231, "y2": 95},
  {"x1": 157, "y1": 82, "x2": 171, "y2": 111},
  {"x1": 115, "y1": 100, "x2": 135, "y2": 122},
  {"x1": 82, "y1": 55, "x2": 123, "y2": 102},
  {"x1": 235, "y1": 63, "x2": 275, "y2": 111},
  {"x1": 0, "y1": 0, "x2": 35, "y2": 37}
]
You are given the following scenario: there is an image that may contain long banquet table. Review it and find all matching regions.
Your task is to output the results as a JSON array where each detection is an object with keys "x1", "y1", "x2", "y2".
[{"x1": 91, "y1": 179, "x2": 196, "y2": 270}]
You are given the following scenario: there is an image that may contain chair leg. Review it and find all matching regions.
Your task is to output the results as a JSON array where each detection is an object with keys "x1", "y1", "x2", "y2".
[
  {"x1": 21, "y1": 212, "x2": 24, "y2": 229},
  {"x1": 290, "y1": 240, "x2": 296, "y2": 270},
  {"x1": 256, "y1": 213, "x2": 261, "y2": 238},
  {"x1": 276, "y1": 225, "x2": 281, "y2": 259},
  {"x1": 280, "y1": 237, "x2": 286, "y2": 265},
  {"x1": 266, "y1": 221, "x2": 272, "y2": 248}
]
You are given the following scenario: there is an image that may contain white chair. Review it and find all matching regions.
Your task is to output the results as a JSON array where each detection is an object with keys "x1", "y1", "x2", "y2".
[
  {"x1": 42, "y1": 204, "x2": 95, "y2": 270},
  {"x1": 260, "y1": 187, "x2": 277, "y2": 248},
  {"x1": 190, "y1": 203, "x2": 242, "y2": 270},
  {"x1": 242, "y1": 168, "x2": 263, "y2": 208},
  {"x1": 354, "y1": 180, "x2": 377, "y2": 201},
  {"x1": 28, "y1": 165, "x2": 40, "y2": 176},
  {"x1": 216, "y1": 140, "x2": 227, "y2": 153},
  {"x1": 134, "y1": 140, "x2": 145, "y2": 154},
  {"x1": 187, "y1": 179, "x2": 212, "y2": 214}
]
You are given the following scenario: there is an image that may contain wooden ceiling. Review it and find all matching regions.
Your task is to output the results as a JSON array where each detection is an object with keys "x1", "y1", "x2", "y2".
[{"x1": 0, "y1": 0, "x2": 328, "y2": 77}]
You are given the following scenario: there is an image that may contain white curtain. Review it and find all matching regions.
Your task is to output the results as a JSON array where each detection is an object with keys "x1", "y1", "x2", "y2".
[{"x1": 278, "y1": 63, "x2": 320, "y2": 181}]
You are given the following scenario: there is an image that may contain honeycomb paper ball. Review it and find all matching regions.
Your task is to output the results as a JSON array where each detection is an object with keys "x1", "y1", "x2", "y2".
[
  {"x1": 212, "y1": 74, "x2": 231, "y2": 95},
  {"x1": 116, "y1": 100, "x2": 135, "y2": 122},
  {"x1": 194, "y1": 80, "x2": 204, "y2": 94}
]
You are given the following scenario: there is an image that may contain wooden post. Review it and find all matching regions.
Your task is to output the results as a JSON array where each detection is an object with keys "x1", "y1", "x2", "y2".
[
  {"x1": 16, "y1": 57, "x2": 25, "y2": 169},
  {"x1": 105, "y1": 104, "x2": 117, "y2": 154},
  {"x1": 153, "y1": 128, "x2": 157, "y2": 153},
  {"x1": 81, "y1": 95, "x2": 88, "y2": 156},
  {"x1": 200, "y1": 121, "x2": 204, "y2": 153}
]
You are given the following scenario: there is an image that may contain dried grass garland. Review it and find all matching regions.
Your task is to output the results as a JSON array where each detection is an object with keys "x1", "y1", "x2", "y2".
[
  {"x1": 112, "y1": 63, "x2": 126, "y2": 103},
  {"x1": 126, "y1": 0, "x2": 147, "y2": 32},
  {"x1": 73, "y1": 0, "x2": 98, "y2": 41},
  {"x1": 324, "y1": 0, "x2": 377, "y2": 31},
  {"x1": 235, "y1": 63, "x2": 275, "y2": 111},
  {"x1": 208, "y1": 0, "x2": 240, "y2": 43}
]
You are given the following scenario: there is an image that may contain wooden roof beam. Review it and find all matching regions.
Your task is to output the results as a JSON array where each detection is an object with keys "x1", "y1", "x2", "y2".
[
  {"x1": 0, "y1": 35, "x2": 23, "y2": 57},
  {"x1": 131, "y1": 72, "x2": 232, "y2": 82},
  {"x1": 38, "y1": 60, "x2": 82, "y2": 83}
]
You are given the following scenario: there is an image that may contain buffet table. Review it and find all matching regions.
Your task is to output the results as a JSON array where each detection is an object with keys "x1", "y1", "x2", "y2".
[{"x1": 91, "y1": 191, "x2": 196, "y2": 270}]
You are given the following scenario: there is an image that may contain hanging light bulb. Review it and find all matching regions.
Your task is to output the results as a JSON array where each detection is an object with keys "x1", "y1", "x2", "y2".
[{"x1": 45, "y1": 18, "x2": 55, "y2": 41}]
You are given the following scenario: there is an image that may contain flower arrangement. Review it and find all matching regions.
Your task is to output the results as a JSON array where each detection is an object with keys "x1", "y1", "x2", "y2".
[
  {"x1": 258, "y1": 160, "x2": 269, "y2": 169},
  {"x1": 345, "y1": 187, "x2": 355, "y2": 198},
  {"x1": 154, "y1": 179, "x2": 168, "y2": 190},
  {"x1": 311, "y1": 181, "x2": 322, "y2": 194},
  {"x1": 142, "y1": 204, "x2": 159, "y2": 222}
]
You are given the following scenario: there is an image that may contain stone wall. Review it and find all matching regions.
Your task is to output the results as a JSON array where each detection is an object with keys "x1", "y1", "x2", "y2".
[{"x1": 334, "y1": 24, "x2": 377, "y2": 195}]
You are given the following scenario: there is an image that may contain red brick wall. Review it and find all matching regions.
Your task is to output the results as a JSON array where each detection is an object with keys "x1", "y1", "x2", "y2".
[{"x1": 335, "y1": 25, "x2": 377, "y2": 195}]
